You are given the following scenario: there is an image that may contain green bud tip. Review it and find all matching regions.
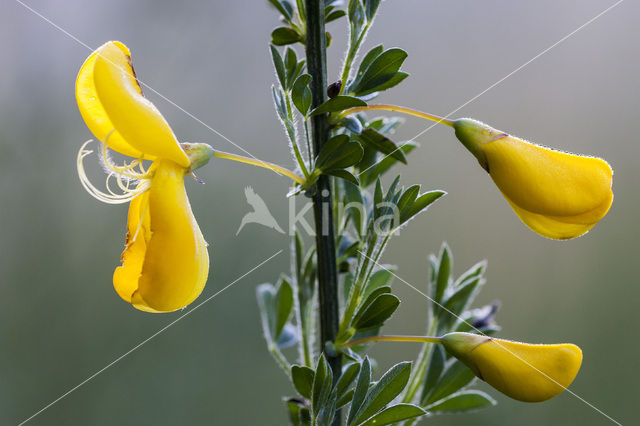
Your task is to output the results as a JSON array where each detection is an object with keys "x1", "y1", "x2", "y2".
[
  {"x1": 453, "y1": 118, "x2": 508, "y2": 172},
  {"x1": 181, "y1": 142, "x2": 214, "y2": 172},
  {"x1": 441, "y1": 332, "x2": 491, "y2": 377}
]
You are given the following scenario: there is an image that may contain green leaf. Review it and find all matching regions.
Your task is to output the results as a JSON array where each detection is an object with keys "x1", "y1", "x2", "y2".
[
  {"x1": 356, "y1": 129, "x2": 406, "y2": 164},
  {"x1": 364, "y1": 0, "x2": 383, "y2": 21},
  {"x1": 425, "y1": 361, "x2": 475, "y2": 405},
  {"x1": 341, "y1": 116, "x2": 364, "y2": 134},
  {"x1": 326, "y1": 9, "x2": 346, "y2": 23},
  {"x1": 433, "y1": 243, "x2": 452, "y2": 305},
  {"x1": 351, "y1": 286, "x2": 392, "y2": 327},
  {"x1": 362, "y1": 72, "x2": 409, "y2": 96},
  {"x1": 272, "y1": 27, "x2": 302, "y2": 46},
  {"x1": 268, "y1": 0, "x2": 293, "y2": 20},
  {"x1": 325, "y1": 169, "x2": 360, "y2": 186},
  {"x1": 359, "y1": 142, "x2": 417, "y2": 187},
  {"x1": 355, "y1": 45, "x2": 384, "y2": 81},
  {"x1": 362, "y1": 268, "x2": 394, "y2": 301},
  {"x1": 311, "y1": 355, "x2": 333, "y2": 417},
  {"x1": 292, "y1": 74, "x2": 312, "y2": 115},
  {"x1": 315, "y1": 135, "x2": 364, "y2": 171},
  {"x1": 337, "y1": 363, "x2": 362, "y2": 398},
  {"x1": 292, "y1": 365, "x2": 315, "y2": 399},
  {"x1": 337, "y1": 389, "x2": 355, "y2": 409},
  {"x1": 359, "y1": 404, "x2": 426, "y2": 426},
  {"x1": 256, "y1": 283, "x2": 277, "y2": 342},
  {"x1": 427, "y1": 390, "x2": 496, "y2": 413},
  {"x1": 270, "y1": 45, "x2": 286, "y2": 88},
  {"x1": 400, "y1": 190, "x2": 446, "y2": 224},
  {"x1": 348, "y1": 0, "x2": 365, "y2": 44},
  {"x1": 347, "y1": 357, "x2": 371, "y2": 425},
  {"x1": 286, "y1": 398, "x2": 304, "y2": 426},
  {"x1": 353, "y1": 362, "x2": 412, "y2": 424},
  {"x1": 421, "y1": 344, "x2": 446, "y2": 404},
  {"x1": 439, "y1": 275, "x2": 484, "y2": 329},
  {"x1": 310, "y1": 95, "x2": 367, "y2": 116},
  {"x1": 351, "y1": 48, "x2": 408, "y2": 96},
  {"x1": 353, "y1": 293, "x2": 399, "y2": 331},
  {"x1": 275, "y1": 278, "x2": 294, "y2": 338}
]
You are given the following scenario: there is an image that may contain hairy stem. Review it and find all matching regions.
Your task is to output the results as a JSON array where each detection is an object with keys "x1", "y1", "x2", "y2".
[{"x1": 305, "y1": 0, "x2": 342, "y2": 396}]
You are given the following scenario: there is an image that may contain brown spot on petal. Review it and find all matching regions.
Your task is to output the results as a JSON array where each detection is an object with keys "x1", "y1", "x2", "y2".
[{"x1": 126, "y1": 54, "x2": 144, "y2": 96}]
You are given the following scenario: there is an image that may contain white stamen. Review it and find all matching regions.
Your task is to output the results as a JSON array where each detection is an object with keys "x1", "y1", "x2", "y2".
[{"x1": 77, "y1": 139, "x2": 151, "y2": 204}]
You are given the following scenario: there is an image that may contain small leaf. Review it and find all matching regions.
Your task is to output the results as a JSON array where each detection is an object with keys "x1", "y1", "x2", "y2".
[
  {"x1": 351, "y1": 48, "x2": 408, "y2": 96},
  {"x1": 348, "y1": 0, "x2": 365, "y2": 43},
  {"x1": 272, "y1": 27, "x2": 302, "y2": 46},
  {"x1": 256, "y1": 283, "x2": 277, "y2": 342},
  {"x1": 268, "y1": 0, "x2": 293, "y2": 20},
  {"x1": 310, "y1": 95, "x2": 367, "y2": 116},
  {"x1": 337, "y1": 362, "x2": 362, "y2": 398},
  {"x1": 433, "y1": 243, "x2": 452, "y2": 305},
  {"x1": 325, "y1": 169, "x2": 360, "y2": 186},
  {"x1": 315, "y1": 134, "x2": 364, "y2": 171},
  {"x1": 292, "y1": 365, "x2": 315, "y2": 399},
  {"x1": 359, "y1": 404, "x2": 426, "y2": 426},
  {"x1": 355, "y1": 45, "x2": 384, "y2": 82},
  {"x1": 353, "y1": 362, "x2": 412, "y2": 424},
  {"x1": 276, "y1": 323, "x2": 298, "y2": 349},
  {"x1": 359, "y1": 142, "x2": 417, "y2": 187},
  {"x1": 438, "y1": 275, "x2": 484, "y2": 330},
  {"x1": 353, "y1": 293, "x2": 400, "y2": 331},
  {"x1": 362, "y1": 268, "x2": 394, "y2": 301},
  {"x1": 341, "y1": 116, "x2": 364, "y2": 134},
  {"x1": 292, "y1": 74, "x2": 312, "y2": 115},
  {"x1": 270, "y1": 45, "x2": 286, "y2": 88},
  {"x1": 400, "y1": 190, "x2": 446, "y2": 224},
  {"x1": 364, "y1": 0, "x2": 383, "y2": 21},
  {"x1": 311, "y1": 355, "x2": 333, "y2": 416},
  {"x1": 286, "y1": 398, "x2": 304, "y2": 426},
  {"x1": 351, "y1": 286, "x2": 392, "y2": 328},
  {"x1": 427, "y1": 390, "x2": 496, "y2": 413},
  {"x1": 356, "y1": 129, "x2": 406, "y2": 164},
  {"x1": 326, "y1": 9, "x2": 346, "y2": 23},
  {"x1": 425, "y1": 361, "x2": 475, "y2": 405},
  {"x1": 360, "y1": 72, "x2": 409, "y2": 96},
  {"x1": 347, "y1": 357, "x2": 371, "y2": 425},
  {"x1": 275, "y1": 278, "x2": 294, "y2": 338}
]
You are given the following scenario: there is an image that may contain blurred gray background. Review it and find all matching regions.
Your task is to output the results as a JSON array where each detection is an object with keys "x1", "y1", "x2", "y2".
[{"x1": 1, "y1": 0, "x2": 637, "y2": 425}]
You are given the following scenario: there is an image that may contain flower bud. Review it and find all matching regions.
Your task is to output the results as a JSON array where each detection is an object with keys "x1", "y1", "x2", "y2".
[
  {"x1": 441, "y1": 332, "x2": 582, "y2": 402},
  {"x1": 452, "y1": 118, "x2": 613, "y2": 239}
]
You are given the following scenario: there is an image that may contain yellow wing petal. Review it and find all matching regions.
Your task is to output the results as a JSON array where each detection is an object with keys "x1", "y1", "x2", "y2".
[
  {"x1": 92, "y1": 41, "x2": 190, "y2": 167},
  {"x1": 76, "y1": 41, "x2": 142, "y2": 158}
]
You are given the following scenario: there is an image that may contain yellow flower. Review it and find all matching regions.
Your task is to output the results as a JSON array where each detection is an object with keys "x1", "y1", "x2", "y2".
[
  {"x1": 441, "y1": 332, "x2": 582, "y2": 402},
  {"x1": 76, "y1": 41, "x2": 210, "y2": 312},
  {"x1": 454, "y1": 119, "x2": 613, "y2": 240}
]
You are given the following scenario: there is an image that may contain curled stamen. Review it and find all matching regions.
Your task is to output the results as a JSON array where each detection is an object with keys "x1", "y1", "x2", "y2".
[
  {"x1": 100, "y1": 131, "x2": 150, "y2": 180},
  {"x1": 77, "y1": 139, "x2": 151, "y2": 204}
]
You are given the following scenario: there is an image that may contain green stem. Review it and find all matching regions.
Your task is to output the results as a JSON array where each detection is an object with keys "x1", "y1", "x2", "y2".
[
  {"x1": 341, "y1": 334, "x2": 442, "y2": 348},
  {"x1": 338, "y1": 21, "x2": 372, "y2": 95},
  {"x1": 402, "y1": 320, "x2": 438, "y2": 405},
  {"x1": 212, "y1": 150, "x2": 305, "y2": 185},
  {"x1": 343, "y1": 104, "x2": 455, "y2": 127},
  {"x1": 284, "y1": 91, "x2": 311, "y2": 178},
  {"x1": 305, "y1": 0, "x2": 342, "y2": 395},
  {"x1": 269, "y1": 344, "x2": 291, "y2": 373}
]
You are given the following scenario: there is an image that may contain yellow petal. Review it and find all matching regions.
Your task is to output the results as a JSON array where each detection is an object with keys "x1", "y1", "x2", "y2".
[
  {"x1": 442, "y1": 332, "x2": 582, "y2": 402},
  {"x1": 88, "y1": 41, "x2": 190, "y2": 167},
  {"x1": 113, "y1": 160, "x2": 209, "y2": 312},
  {"x1": 454, "y1": 119, "x2": 613, "y2": 239},
  {"x1": 76, "y1": 42, "x2": 142, "y2": 158}
]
